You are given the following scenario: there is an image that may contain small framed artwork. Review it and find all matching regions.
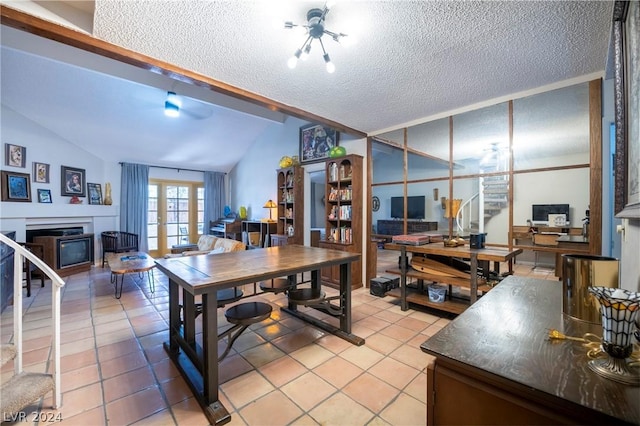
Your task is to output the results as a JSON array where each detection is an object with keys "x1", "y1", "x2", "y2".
[
  {"x1": 4, "y1": 143, "x2": 26, "y2": 168},
  {"x1": 61, "y1": 165, "x2": 86, "y2": 197},
  {"x1": 1, "y1": 171, "x2": 32, "y2": 202},
  {"x1": 33, "y1": 162, "x2": 50, "y2": 183},
  {"x1": 87, "y1": 183, "x2": 103, "y2": 205},
  {"x1": 38, "y1": 188, "x2": 52, "y2": 203},
  {"x1": 299, "y1": 123, "x2": 339, "y2": 164}
]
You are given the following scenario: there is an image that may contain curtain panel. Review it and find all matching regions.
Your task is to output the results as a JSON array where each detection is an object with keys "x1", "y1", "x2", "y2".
[
  {"x1": 204, "y1": 171, "x2": 226, "y2": 233},
  {"x1": 120, "y1": 163, "x2": 149, "y2": 252}
]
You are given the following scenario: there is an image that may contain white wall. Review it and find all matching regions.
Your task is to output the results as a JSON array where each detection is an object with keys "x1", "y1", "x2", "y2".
[
  {"x1": 228, "y1": 116, "x2": 303, "y2": 221},
  {"x1": 1, "y1": 106, "x2": 119, "y2": 262},
  {"x1": 229, "y1": 121, "x2": 369, "y2": 280}
]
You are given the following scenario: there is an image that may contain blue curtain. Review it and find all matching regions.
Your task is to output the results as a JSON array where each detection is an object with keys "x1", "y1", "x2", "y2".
[
  {"x1": 203, "y1": 171, "x2": 225, "y2": 234},
  {"x1": 120, "y1": 163, "x2": 149, "y2": 251}
]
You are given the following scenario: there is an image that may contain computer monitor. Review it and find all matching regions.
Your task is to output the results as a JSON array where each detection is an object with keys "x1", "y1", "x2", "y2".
[{"x1": 532, "y1": 204, "x2": 570, "y2": 225}]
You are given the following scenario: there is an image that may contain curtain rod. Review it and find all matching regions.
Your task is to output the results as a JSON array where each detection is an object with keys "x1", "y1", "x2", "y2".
[{"x1": 119, "y1": 162, "x2": 226, "y2": 174}]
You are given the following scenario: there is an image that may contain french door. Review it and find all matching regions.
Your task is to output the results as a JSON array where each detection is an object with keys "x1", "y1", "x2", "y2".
[{"x1": 147, "y1": 180, "x2": 204, "y2": 258}]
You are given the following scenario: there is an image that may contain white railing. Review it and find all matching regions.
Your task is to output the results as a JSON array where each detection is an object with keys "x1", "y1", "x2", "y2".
[
  {"x1": 456, "y1": 192, "x2": 479, "y2": 235},
  {"x1": 0, "y1": 233, "x2": 65, "y2": 409}
]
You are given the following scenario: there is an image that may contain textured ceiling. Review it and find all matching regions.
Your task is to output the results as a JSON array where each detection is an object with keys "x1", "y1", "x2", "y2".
[
  {"x1": 1, "y1": 0, "x2": 614, "y2": 172},
  {"x1": 93, "y1": 0, "x2": 613, "y2": 134}
]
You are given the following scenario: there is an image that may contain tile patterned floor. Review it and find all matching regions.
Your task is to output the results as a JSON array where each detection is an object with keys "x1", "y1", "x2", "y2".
[{"x1": 1, "y1": 250, "x2": 555, "y2": 425}]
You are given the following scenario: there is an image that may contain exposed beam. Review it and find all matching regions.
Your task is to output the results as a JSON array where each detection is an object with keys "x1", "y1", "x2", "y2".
[{"x1": 1, "y1": 5, "x2": 368, "y2": 138}]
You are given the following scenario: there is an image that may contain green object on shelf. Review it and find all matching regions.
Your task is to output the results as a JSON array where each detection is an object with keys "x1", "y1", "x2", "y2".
[
  {"x1": 239, "y1": 206, "x2": 247, "y2": 219},
  {"x1": 329, "y1": 146, "x2": 346, "y2": 158}
]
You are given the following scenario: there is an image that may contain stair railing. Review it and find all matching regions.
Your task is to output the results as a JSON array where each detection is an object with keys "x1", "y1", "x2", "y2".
[
  {"x1": 456, "y1": 192, "x2": 479, "y2": 235},
  {"x1": 0, "y1": 233, "x2": 65, "y2": 409}
]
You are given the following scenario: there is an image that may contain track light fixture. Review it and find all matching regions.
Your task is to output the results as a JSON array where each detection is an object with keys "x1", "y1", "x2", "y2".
[
  {"x1": 284, "y1": 2, "x2": 347, "y2": 73},
  {"x1": 164, "y1": 91, "x2": 181, "y2": 118}
]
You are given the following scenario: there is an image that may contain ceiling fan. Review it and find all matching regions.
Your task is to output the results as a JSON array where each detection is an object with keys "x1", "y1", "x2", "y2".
[{"x1": 130, "y1": 89, "x2": 214, "y2": 120}]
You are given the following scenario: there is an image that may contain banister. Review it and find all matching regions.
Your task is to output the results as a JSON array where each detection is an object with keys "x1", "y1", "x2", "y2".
[
  {"x1": 0, "y1": 233, "x2": 65, "y2": 288},
  {"x1": 0, "y1": 232, "x2": 64, "y2": 409}
]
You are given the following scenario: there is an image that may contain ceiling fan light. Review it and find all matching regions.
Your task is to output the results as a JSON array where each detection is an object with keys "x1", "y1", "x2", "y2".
[
  {"x1": 164, "y1": 101, "x2": 180, "y2": 117},
  {"x1": 324, "y1": 53, "x2": 335, "y2": 73},
  {"x1": 301, "y1": 43, "x2": 312, "y2": 60},
  {"x1": 285, "y1": 5, "x2": 344, "y2": 72},
  {"x1": 166, "y1": 91, "x2": 182, "y2": 108},
  {"x1": 288, "y1": 49, "x2": 303, "y2": 69}
]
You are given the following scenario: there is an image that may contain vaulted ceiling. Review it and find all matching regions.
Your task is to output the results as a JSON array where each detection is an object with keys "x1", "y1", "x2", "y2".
[{"x1": 0, "y1": 1, "x2": 614, "y2": 172}]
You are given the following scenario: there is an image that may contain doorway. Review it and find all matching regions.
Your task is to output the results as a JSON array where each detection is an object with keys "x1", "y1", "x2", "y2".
[
  {"x1": 309, "y1": 170, "x2": 326, "y2": 244},
  {"x1": 147, "y1": 180, "x2": 204, "y2": 258}
]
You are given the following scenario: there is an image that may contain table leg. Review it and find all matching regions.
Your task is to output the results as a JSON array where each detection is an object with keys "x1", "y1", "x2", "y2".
[
  {"x1": 339, "y1": 262, "x2": 351, "y2": 333},
  {"x1": 166, "y1": 279, "x2": 180, "y2": 354},
  {"x1": 164, "y1": 283, "x2": 230, "y2": 425},
  {"x1": 281, "y1": 264, "x2": 364, "y2": 346},
  {"x1": 114, "y1": 274, "x2": 124, "y2": 299},
  {"x1": 183, "y1": 290, "x2": 196, "y2": 345},
  {"x1": 400, "y1": 246, "x2": 408, "y2": 311},
  {"x1": 470, "y1": 254, "x2": 478, "y2": 304},
  {"x1": 147, "y1": 269, "x2": 155, "y2": 293}
]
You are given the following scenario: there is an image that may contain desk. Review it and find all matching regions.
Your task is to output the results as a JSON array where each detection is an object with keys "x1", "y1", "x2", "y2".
[
  {"x1": 106, "y1": 251, "x2": 155, "y2": 298},
  {"x1": 241, "y1": 220, "x2": 277, "y2": 248},
  {"x1": 384, "y1": 243, "x2": 521, "y2": 314},
  {"x1": 421, "y1": 276, "x2": 639, "y2": 425},
  {"x1": 154, "y1": 245, "x2": 363, "y2": 425}
]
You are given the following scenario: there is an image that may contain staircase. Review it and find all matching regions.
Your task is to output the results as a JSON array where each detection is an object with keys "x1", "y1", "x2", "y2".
[
  {"x1": 0, "y1": 234, "x2": 65, "y2": 418},
  {"x1": 456, "y1": 144, "x2": 509, "y2": 235}
]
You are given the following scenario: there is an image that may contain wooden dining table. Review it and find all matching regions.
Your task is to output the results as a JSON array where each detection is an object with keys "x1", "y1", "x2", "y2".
[{"x1": 154, "y1": 245, "x2": 363, "y2": 426}]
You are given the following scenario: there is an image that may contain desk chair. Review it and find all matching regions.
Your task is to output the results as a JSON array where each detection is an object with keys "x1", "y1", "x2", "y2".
[{"x1": 532, "y1": 233, "x2": 559, "y2": 269}]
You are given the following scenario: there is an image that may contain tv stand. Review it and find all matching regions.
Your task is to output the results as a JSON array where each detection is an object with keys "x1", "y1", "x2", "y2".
[{"x1": 377, "y1": 220, "x2": 437, "y2": 236}]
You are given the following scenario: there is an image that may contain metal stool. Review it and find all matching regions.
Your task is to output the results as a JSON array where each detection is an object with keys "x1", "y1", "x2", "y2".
[
  {"x1": 259, "y1": 277, "x2": 294, "y2": 294},
  {"x1": 183, "y1": 287, "x2": 244, "y2": 323},
  {"x1": 218, "y1": 302, "x2": 272, "y2": 361}
]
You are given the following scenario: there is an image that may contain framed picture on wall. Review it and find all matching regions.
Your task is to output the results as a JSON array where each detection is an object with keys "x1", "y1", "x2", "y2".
[
  {"x1": 61, "y1": 165, "x2": 86, "y2": 197},
  {"x1": 87, "y1": 183, "x2": 103, "y2": 205},
  {"x1": 4, "y1": 143, "x2": 26, "y2": 168},
  {"x1": 38, "y1": 188, "x2": 52, "y2": 203},
  {"x1": 33, "y1": 162, "x2": 50, "y2": 183},
  {"x1": 299, "y1": 124, "x2": 339, "y2": 164},
  {"x1": 613, "y1": 0, "x2": 640, "y2": 218},
  {"x1": 1, "y1": 171, "x2": 32, "y2": 202}
]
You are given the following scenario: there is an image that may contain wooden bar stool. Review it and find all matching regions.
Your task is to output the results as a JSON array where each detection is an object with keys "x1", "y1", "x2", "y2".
[{"x1": 218, "y1": 302, "x2": 272, "y2": 361}]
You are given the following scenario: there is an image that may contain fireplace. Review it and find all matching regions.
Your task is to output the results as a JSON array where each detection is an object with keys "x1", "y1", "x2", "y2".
[{"x1": 29, "y1": 228, "x2": 95, "y2": 276}]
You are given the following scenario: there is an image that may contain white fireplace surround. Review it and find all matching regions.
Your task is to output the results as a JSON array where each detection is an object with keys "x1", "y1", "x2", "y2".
[{"x1": 2, "y1": 209, "x2": 119, "y2": 267}]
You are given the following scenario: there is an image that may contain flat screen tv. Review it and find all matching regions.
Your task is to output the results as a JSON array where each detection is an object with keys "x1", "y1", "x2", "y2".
[
  {"x1": 532, "y1": 204, "x2": 570, "y2": 224},
  {"x1": 391, "y1": 196, "x2": 425, "y2": 220}
]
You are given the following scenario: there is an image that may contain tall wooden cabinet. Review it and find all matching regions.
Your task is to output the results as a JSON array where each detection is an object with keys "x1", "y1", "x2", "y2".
[
  {"x1": 276, "y1": 166, "x2": 304, "y2": 245},
  {"x1": 319, "y1": 155, "x2": 363, "y2": 289}
]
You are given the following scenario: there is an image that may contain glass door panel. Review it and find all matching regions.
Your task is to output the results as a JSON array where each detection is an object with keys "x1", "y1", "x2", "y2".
[{"x1": 166, "y1": 185, "x2": 190, "y2": 248}]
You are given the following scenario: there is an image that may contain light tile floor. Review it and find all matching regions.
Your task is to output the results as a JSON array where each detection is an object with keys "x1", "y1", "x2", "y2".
[{"x1": 1, "y1": 250, "x2": 555, "y2": 425}]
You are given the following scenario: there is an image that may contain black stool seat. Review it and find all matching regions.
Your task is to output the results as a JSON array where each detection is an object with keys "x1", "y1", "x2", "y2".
[
  {"x1": 225, "y1": 302, "x2": 273, "y2": 325},
  {"x1": 185, "y1": 287, "x2": 244, "y2": 323},
  {"x1": 259, "y1": 278, "x2": 293, "y2": 293},
  {"x1": 287, "y1": 288, "x2": 326, "y2": 305},
  {"x1": 218, "y1": 302, "x2": 273, "y2": 361},
  {"x1": 217, "y1": 288, "x2": 244, "y2": 307}
]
